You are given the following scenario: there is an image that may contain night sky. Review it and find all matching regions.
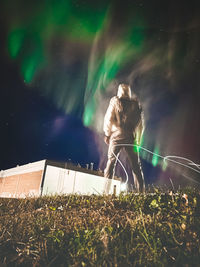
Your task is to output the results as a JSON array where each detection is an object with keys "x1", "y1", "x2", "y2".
[{"x1": 1, "y1": 0, "x2": 200, "y2": 187}]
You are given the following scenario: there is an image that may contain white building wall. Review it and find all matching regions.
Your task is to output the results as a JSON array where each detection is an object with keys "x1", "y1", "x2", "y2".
[
  {"x1": 0, "y1": 160, "x2": 121, "y2": 198},
  {"x1": 43, "y1": 165, "x2": 76, "y2": 195},
  {"x1": 74, "y1": 172, "x2": 120, "y2": 195},
  {"x1": 42, "y1": 165, "x2": 121, "y2": 196}
]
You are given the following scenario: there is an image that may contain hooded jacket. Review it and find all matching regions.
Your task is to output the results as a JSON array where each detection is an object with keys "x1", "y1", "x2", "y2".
[{"x1": 103, "y1": 85, "x2": 144, "y2": 140}]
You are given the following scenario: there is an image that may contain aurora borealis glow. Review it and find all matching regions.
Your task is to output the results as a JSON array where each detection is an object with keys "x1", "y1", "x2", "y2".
[
  {"x1": 6, "y1": 0, "x2": 107, "y2": 83},
  {"x1": 1, "y1": 0, "x2": 200, "y2": 187}
]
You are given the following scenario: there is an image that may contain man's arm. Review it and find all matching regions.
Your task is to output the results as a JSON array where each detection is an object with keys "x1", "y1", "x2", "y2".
[
  {"x1": 103, "y1": 97, "x2": 116, "y2": 144},
  {"x1": 135, "y1": 105, "x2": 145, "y2": 145}
]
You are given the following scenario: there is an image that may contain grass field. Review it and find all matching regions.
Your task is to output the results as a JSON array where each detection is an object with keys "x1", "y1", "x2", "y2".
[{"x1": 0, "y1": 188, "x2": 200, "y2": 266}]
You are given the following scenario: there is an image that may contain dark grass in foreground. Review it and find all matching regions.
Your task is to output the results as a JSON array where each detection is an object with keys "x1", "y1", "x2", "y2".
[{"x1": 0, "y1": 188, "x2": 200, "y2": 266}]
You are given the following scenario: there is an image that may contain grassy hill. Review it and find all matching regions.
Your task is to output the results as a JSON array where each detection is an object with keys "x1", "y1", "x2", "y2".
[{"x1": 0, "y1": 189, "x2": 200, "y2": 266}]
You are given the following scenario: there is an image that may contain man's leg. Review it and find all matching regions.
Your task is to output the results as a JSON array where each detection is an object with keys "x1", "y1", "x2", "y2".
[
  {"x1": 125, "y1": 146, "x2": 145, "y2": 193},
  {"x1": 104, "y1": 139, "x2": 121, "y2": 179},
  {"x1": 104, "y1": 138, "x2": 121, "y2": 194}
]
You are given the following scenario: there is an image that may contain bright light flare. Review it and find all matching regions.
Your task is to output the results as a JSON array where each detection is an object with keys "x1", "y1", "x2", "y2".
[{"x1": 120, "y1": 183, "x2": 127, "y2": 192}]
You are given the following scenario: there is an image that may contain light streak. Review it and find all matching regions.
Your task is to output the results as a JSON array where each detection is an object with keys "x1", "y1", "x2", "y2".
[
  {"x1": 189, "y1": 163, "x2": 200, "y2": 168},
  {"x1": 163, "y1": 156, "x2": 200, "y2": 173},
  {"x1": 110, "y1": 144, "x2": 200, "y2": 185}
]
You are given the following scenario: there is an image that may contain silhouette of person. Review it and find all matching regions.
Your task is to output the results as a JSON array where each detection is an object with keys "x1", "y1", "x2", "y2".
[{"x1": 104, "y1": 83, "x2": 145, "y2": 193}]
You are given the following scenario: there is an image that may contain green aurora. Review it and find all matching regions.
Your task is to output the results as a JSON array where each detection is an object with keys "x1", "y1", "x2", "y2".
[{"x1": 4, "y1": 0, "x2": 199, "y2": 173}]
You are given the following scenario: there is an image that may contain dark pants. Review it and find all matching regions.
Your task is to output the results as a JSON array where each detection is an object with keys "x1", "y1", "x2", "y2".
[{"x1": 104, "y1": 133, "x2": 145, "y2": 193}]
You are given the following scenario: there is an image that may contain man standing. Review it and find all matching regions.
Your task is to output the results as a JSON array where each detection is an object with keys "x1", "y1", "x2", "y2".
[{"x1": 104, "y1": 83, "x2": 145, "y2": 193}]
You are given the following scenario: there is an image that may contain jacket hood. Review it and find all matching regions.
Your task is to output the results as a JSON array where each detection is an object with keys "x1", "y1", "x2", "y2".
[{"x1": 117, "y1": 84, "x2": 131, "y2": 99}]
